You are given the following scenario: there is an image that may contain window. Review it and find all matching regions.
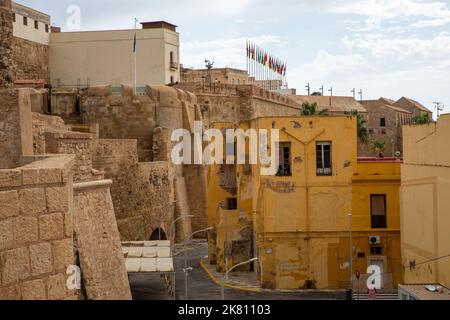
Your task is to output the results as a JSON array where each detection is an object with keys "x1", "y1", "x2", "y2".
[
  {"x1": 170, "y1": 76, "x2": 174, "y2": 84},
  {"x1": 12, "y1": 13, "x2": 15, "y2": 23},
  {"x1": 276, "y1": 142, "x2": 292, "y2": 176},
  {"x1": 34, "y1": 20, "x2": 38, "y2": 29},
  {"x1": 380, "y1": 117, "x2": 386, "y2": 127},
  {"x1": 316, "y1": 142, "x2": 332, "y2": 176},
  {"x1": 45, "y1": 24, "x2": 49, "y2": 33},
  {"x1": 226, "y1": 198, "x2": 237, "y2": 210},
  {"x1": 170, "y1": 51, "x2": 174, "y2": 64},
  {"x1": 371, "y1": 194, "x2": 387, "y2": 228},
  {"x1": 23, "y1": 16, "x2": 27, "y2": 26}
]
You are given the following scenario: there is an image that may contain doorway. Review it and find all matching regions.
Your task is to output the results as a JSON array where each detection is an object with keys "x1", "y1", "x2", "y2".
[{"x1": 150, "y1": 228, "x2": 168, "y2": 241}]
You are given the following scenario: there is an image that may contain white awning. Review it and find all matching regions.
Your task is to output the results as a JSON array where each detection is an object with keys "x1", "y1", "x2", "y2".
[{"x1": 122, "y1": 241, "x2": 174, "y2": 273}]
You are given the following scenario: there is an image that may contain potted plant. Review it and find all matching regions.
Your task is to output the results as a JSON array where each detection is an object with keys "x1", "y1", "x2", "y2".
[{"x1": 372, "y1": 140, "x2": 386, "y2": 158}]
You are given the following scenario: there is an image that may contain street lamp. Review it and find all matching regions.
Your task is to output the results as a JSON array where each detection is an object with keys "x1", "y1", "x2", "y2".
[
  {"x1": 183, "y1": 227, "x2": 214, "y2": 300},
  {"x1": 221, "y1": 258, "x2": 259, "y2": 300},
  {"x1": 169, "y1": 215, "x2": 194, "y2": 246}
]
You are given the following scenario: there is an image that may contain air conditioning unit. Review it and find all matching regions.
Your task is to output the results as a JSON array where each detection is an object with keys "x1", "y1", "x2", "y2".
[{"x1": 369, "y1": 236, "x2": 382, "y2": 245}]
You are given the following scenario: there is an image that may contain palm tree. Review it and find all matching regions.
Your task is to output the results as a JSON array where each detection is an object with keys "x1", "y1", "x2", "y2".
[
  {"x1": 346, "y1": 110, "x2": 369, "y2": 144},
  {"x1": 413, "y1": 114, "x2": 430, "y2": 125},
  {"x1": 301, "y1": 102, "x2": 329, "y2": 116},
  {"x1": 372, "y1": 140, "x2": 386, "y2": 158}
]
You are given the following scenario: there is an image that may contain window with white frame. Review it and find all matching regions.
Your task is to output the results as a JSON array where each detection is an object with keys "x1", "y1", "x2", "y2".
[{"x1": 316, "y1": 142, "x2": 332, "y2": 176}]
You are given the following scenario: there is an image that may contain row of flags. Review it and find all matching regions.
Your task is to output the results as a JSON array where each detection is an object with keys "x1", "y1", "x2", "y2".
[{"x1": 246, "y1": 40, "x2": 286, "y2": 76}]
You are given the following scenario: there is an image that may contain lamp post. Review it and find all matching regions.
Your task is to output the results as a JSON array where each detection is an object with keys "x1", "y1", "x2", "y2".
[
  {"x1": 183, "y1": 227, "x2": 214, "y2": 300},
  {"x1": 169, "y1": 215, "x2": 194, "y2": 246},
  {"x1": 221, "y1": 258, "x2": 258, "y2": 300},
  {"x1": 348, "y1": 213, "x2": 353, "y2": 300}
]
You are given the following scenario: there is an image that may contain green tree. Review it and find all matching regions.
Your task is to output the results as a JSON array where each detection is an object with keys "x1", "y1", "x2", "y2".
[
  {"x1": 301, "y1": 102, "x2": 328, "y2": 116},
  {"x1": 372, "y1": 140, "x2": 386, "y2": 158},
  {"x1": 413, "y1": 114, "x2": 430, "y2": 125},
  {"x1": 346, "y1": 110, "x2": 369, "y2": 144}
]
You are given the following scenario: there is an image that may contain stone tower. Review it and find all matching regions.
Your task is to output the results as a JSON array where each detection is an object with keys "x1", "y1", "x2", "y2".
[{"x1": 0, "y1": 0, "x2": 14, "y2": 86}]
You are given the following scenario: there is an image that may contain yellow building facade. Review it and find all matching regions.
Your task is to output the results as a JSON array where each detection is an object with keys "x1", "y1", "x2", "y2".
[
  {"x1": 207, "y1": 115, "x2": 403, "y2": 290},
  {"x1": 401, "y1": 114, "x2": 450, "y2": 289},
  {"x1": 351, "y1": 159, "x2": 402, "y2": 290}
]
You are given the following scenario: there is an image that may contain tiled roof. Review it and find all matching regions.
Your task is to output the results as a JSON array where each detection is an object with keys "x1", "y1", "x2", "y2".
[
  {"x1": 361, "y1": 99, "x2": 412, "y2": 114},
  {"x1": 290, "y1": 95, "x2": 367, "y2": 113},
  {"x1": 394, "y1": 97, "x2": 432, "y2": 113}
]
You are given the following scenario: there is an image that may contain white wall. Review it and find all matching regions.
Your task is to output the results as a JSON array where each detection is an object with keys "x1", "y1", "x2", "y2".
[
  {"x1": 49, "y1": 28, "x2": 180, "y2": 87},
  {"x1": 12, "y1": 3, "x2": 51, "y2": 45}
]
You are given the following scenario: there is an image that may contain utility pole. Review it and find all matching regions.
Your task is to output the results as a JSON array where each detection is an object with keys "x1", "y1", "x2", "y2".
[
  {"x1": 348, "y1": 213, "x2": 353, "y2": 300},
  {"x1": 358, "y1": 89, "x2": 363, "y2": 102},
  {"x1": 351, "y1": 88, "x2": 356, "y2": 99},
  {"x1": 306, "y1": 83, "x2": 311, "y2": 96},
  {"x1": 433, "y1": 102, "x2": 444, "y2": 118},
  {"x1": 320, "y1": 85, "x2": 324, "y2": 96},
  {"x1": 329, "y1": 86, "x2": 333, "y2": 97}
]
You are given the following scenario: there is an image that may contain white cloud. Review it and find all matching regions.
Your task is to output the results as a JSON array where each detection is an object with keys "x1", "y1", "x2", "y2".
[
  {"x1": 290, "y1": 50, "x2": 369, "y2": 82},
  {"x1": 342, "y1": 33, "x2": 450, "y2": 60},
  {"x1": 331, "y1": 0, "x2": 450, "y2": 29},
  {"x1": 181, "y1": 35, "x2": 283, "y2": 69}
]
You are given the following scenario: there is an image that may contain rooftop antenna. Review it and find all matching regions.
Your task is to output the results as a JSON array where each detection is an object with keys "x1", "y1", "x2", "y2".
[
  {"x1": 329, "y1": 86, "x2": 333, "y2": 97},
  {"x1": 306, "y1": 83, "x2": 311, "y2": 96},
  {"x1": 320, "y1": 85, "x2": 324, "y2": 96},
  {"x1": 358, "y1": 89, "x2": 363, "y2": 102},
  {"x1": 351, "y1": 88, "x2": 356, "y2": 99}
]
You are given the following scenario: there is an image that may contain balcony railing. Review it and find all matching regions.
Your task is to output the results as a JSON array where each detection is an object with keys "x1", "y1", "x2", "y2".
[
  {"x1": 170, "y1": 62, "x2": 179, "y2": 70},
  {"x1": 317, "y1": 167, "x2": 332, "y2": 176}
]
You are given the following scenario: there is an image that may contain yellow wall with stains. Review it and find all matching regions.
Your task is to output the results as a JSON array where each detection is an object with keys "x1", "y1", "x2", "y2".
[
  {"x1": 207, "y1": 116, "x2": 404, "y2": 290},
  {"x1": 401, "y1": 114, "x2": 450, "y2": 288}
]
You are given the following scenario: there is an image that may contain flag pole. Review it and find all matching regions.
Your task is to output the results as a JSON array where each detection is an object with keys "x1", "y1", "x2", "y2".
[{"x1": 134, "y1": 18, "x2": 138, "y2": 96}]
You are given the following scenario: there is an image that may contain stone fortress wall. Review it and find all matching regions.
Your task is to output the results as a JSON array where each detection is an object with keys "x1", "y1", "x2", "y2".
[
  {"x1": 0, "y1": 88, "x2": 131, "y2": 300},
  {"x1": 0, "y1": 0, "x2": 50, "y2": 84}
]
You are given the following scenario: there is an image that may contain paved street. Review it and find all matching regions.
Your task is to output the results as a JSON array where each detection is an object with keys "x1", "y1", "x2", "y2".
[{"x1": 130, "y1": 240, "x2": 346, "y2": 300}]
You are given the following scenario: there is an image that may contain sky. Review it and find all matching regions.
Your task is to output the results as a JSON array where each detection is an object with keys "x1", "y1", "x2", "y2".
[{"x1": 18, "y1": 0, "x2": 450, "y2": 117}]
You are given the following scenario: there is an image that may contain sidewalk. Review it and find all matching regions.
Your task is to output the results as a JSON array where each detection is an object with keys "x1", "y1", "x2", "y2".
[{"x1": 199, "y1": 258, "x2": 261, "y2": 293}]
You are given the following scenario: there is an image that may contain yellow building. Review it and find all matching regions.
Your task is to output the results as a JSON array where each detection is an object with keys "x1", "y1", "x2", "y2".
[
  {"x1": 207, "y1": 115, "x2": 404, "y2": 290},
  {"x1": 351, "y1": 158, "x2": 403, "y2": 290},
  {"x1": 401, "y1": 114, "x2": 450, "y2": 289}
]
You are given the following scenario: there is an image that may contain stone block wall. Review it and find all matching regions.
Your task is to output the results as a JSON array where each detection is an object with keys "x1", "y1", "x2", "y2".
[
  {"x1": 80, "y1": 86, "x2": 157, "y2": 162},
  {"x1": 73, "y1": 180, "x2": 131, "y2": 300},
  {"x1": 0, "y1": 155, "x2": 81, "y2": 300},
  {"x1": 0, "y1": 89, "x2": 20, "y2": 168},
  {"x1": 175, "y1": 82, "x2": 301, "y2": 128},
  {"x1": 92, "y1": 139, "x2": 175, "y2": 241},
  {"x1": 43, "y1": 131, "x2": 93, "y2": 182},
  {"x1": 11, "y1": 37, "x2": 49, "y2": 81},
  {"x1": 0, "y1": 0, "x2": 14, "y2": 86}
]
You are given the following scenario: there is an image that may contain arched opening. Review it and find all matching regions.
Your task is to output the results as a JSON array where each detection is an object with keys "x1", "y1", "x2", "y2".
[{"x1": 150, "y1": 228, "x2": 167, "y2": 241}]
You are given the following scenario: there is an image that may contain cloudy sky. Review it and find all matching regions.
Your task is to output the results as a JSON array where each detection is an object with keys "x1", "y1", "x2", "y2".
[{"x1": 19, "y1": 0, "x2": 450, "y2": 117}]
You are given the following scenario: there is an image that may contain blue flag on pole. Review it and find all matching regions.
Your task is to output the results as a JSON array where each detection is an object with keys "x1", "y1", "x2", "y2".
[{"x1": 133, "y1": 32, "x2": 137, "y2": 53}]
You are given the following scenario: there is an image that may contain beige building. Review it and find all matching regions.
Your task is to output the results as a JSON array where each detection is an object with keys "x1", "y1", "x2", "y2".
[
  {"x1": 401, "y1": 114, "x2": 450, "y2": 290},
  {"x1": 50, "y1": 21, "x2": 180, "y2": 87},
  {"x1": 12, "y1": 1, "x2": 51, "y2": 45},
  {"x1": 360, "y1": 98, "x2": 412, "y2": 157}
]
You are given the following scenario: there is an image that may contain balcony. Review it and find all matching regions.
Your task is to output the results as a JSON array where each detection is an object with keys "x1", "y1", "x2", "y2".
[{"x1": 170, "y1": 62, "x2": 179, "y2": 70}]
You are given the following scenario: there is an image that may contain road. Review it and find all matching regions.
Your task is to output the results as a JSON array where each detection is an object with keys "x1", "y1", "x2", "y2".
[{"x1": 129, "y1": 240, "x2": 346, "y2": 300}]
